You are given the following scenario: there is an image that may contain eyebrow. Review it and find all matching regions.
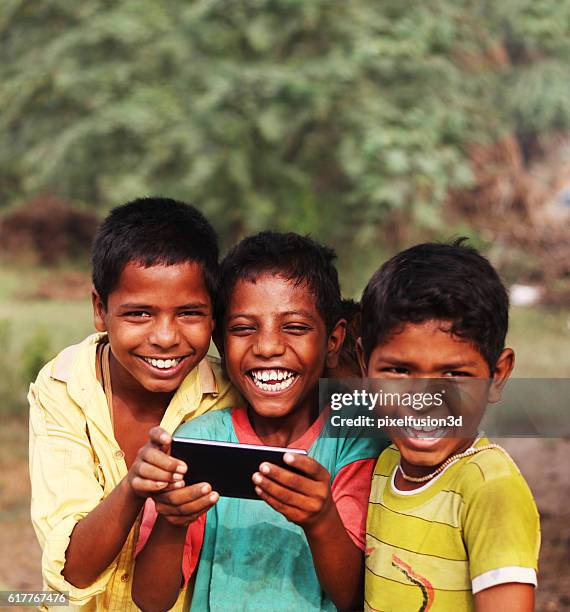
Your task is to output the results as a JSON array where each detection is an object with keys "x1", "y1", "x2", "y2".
[
  {"x1": 375, "y1": 355, "x2": 479, "y2": 369},
  {"x1": 438, "y1": 361, "x2": 479, "y2": 369},
  {"x1": 282, "y1": 309, "x2": 318, "y2": 320},
  {"x1": 227, "y1": 309, "x2": 318, "y2": 321},
  {"x1": 178, "y1": 303, "x2": 210, "y2": 309},
  {"x1": 119, "y1": 302, "x2": 210, "y2": 309}
]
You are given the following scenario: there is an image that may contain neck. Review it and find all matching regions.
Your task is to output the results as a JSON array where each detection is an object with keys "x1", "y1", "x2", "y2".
[
  {"x1": 109, "y1": 352, "x2": 173, "y2": 417},
  {"x1": 396, "y1": 437, "x2": 477, "y2": 492},
  {"x1": 247, "y1": 403, "x2": 320, "y2": 447}
]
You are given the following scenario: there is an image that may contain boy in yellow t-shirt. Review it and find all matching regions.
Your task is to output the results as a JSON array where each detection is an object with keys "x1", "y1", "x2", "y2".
[{"x1": 358, "y1": 240, "x2": 540, "y2": 611}]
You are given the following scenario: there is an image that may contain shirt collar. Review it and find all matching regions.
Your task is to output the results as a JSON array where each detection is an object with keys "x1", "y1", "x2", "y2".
[
  {"x1": 65, "y1": 335, "x2": 220, "y2": 435},
  {"x1": 159, "y1": 355, "x2": 219, "y2": 432}
]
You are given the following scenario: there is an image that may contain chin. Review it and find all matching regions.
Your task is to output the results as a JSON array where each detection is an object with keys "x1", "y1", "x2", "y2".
[
  {"x1": 397, "y1": 444, "x2": 449, "y2": 468},
  {"x1": 251, "y1": 403, "x2": 295, "y2": 419},
  {"x1": 141, "y1": 378, "x2": 181, "y2": 394}
]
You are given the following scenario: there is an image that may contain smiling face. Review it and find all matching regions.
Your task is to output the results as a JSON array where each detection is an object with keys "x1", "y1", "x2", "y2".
[
  {"x1": 92, "y1": 261, "x2": 213, "y2": 398},
  {"x1": 223, "y1": 274, "x2": 344, "y2": 432},
  {"x1": 360, "y1": 320, "x2": 514, "y2": 474}
]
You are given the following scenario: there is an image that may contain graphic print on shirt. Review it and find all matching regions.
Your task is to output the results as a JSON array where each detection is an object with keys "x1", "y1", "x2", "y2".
[{"x1": 391, "y1": 554, "x2": 435, "y2": 612}]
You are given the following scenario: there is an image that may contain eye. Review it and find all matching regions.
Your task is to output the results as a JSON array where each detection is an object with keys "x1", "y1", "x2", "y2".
[
  {"x1": 179, "y1": 310, "x2": 207, "y2": 317},
  {"x1": 123, "y1": 311, "x2": 151, "y2": 319},
  {"x1": 228, "y1": 324, "x2": 255, "y2": 335},
  {"x1": 444, "y1": 370, "x2": 472, "y2": 378},
  {"x1": 381, "y1": 366, "x2": 409, "y2": 376},
  {"x1": 283, "y1": 324, "x2": 311, "y2": 334}
]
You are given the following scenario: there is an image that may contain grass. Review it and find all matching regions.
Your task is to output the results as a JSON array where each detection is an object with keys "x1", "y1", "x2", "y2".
[
  {"x1": 0, "y1": 263, "x2": 93, "y2": 414},
  {"x1": 0, "y1": 263, "x2": 92, "y2": 349},
  {"x1": 508, "y1": 306, "x2": 570, "y2": 377},
  {"x1": 0, "y1": 297, "x2": 92, "y2": 352}
]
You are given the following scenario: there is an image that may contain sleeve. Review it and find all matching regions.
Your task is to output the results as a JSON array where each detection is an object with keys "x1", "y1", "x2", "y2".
[
  {"x1": 28, "y1": 370, "x2": 114, "y2": 605},
  {"x1": 463, "y1": 472, "x2": 541, "y2": 593},
  {"x1": 331, "y1": 458, "x2": 376, "y2": 550}
]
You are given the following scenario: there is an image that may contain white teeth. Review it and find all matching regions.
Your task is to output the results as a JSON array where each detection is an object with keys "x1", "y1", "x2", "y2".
[
  {"x1": 251, "y1": 369, "x2": 294, "y2": 382},
  {"x1": 145, "y1": 357, "x2": 182, "y2": 369},
  {"x1": 405, "y1": 426, "x2": 445, "y2": 439},
  {"x1": 250, "y1": 372, "x2": 296, "y2": 392}
]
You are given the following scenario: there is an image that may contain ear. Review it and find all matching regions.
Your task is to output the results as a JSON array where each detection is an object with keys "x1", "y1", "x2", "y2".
[
  {"x1": 325, "y1": 319, "x2": 346, "y2": 369},
  {"x1": 356, "y1": 337, "x2": 368, "y2": 377},
  {"x1": 92, "y1": 288, "x2": 107, "y2": 332},
  {"x1": 488, "y1": 348, "x2": 515, "y2": 403}
]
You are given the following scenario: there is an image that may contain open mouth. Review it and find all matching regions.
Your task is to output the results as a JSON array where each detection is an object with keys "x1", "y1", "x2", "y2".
[
  {"x1": 403, "y1": 425, "x2": 448, "y2": 440},
  {"x1": 247, "y1": 368, "x2": 299, "y2": 393},
  {"x1": 139, "y1": 355, "x2": 188, "y2": 372}
]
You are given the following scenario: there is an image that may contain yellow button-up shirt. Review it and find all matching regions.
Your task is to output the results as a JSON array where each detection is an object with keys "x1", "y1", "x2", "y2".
[{"x1": 29, "y1": 333, "x2": 240, "y2": 611}]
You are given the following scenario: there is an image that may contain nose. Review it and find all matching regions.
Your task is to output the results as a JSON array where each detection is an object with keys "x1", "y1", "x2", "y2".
[
  {"x1": 148, "y1": 315, "x2": 181, "y2": 350},
  {"x1": 252, "y1": 330, "x2": 285, "y2": 359}
]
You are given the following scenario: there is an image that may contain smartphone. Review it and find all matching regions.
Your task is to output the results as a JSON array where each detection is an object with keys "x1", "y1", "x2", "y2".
[{"x1": 170, "y1": 437, "x2": 308, "y2": 499}]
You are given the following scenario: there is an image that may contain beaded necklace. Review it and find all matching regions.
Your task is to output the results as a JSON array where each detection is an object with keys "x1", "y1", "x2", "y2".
[{"x1": 399, "y1": 443, "x2": 512, "y2": 483}]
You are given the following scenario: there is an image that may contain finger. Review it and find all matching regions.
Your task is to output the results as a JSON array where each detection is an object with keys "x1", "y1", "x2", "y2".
[
  {"x1": 130, "y1": 475, "x2": 171, "y2": 493},
  {"x1": 137, "y1": 461, "x2": 186, "y2": 484},
  {"x1": 163, "y1": 505, "x2": 211, "y2": 526},
  {"x1": 256, "y1": 463, "x2": 314, "y2": 496},
  {"x1": 161, "y1": 480, "x2": 184, "y2": 492},
  {"x1": 257, "y1": 459, "x2": 328, "y2": 495},
  {"x1": 174, "y1": 491, "x2": 219, "y2": 516},
  {"x1": 139, "y1": 446, "x2": 187, "y2": 475},
  {"x1": 254, "y1": 486, "x2": 304, "y2": 522},
  {"x1": 148, "y1": 426, "x2": 172, "y2": 452},
  {"x1": 156, "y1": 490, "x2": 219, "y2": 517},
  {"x1": 252, "y1": 471, "x2": 319, "y2": 513},
  {"x1": 283, "y1": 453, "x2": 328, "y2": 480},
  {"x1": 155, "y1": 482, "x2": 212, "y2": 506}
]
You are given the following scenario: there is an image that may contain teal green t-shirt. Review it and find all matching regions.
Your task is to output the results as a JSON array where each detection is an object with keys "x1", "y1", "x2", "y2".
[{"x1": 175, "y1": 407, "x2": 388, "y2": 611}]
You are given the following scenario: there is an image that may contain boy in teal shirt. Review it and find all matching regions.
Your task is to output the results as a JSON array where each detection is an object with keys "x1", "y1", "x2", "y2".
[{"x1": 131, "y1": 232, "x2": 388, "y2": 610}]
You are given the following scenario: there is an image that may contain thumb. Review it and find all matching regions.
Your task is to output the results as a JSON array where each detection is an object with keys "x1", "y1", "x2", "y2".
[{"x1": 148, "y1": 426, "x2": 172, "y2": 454}]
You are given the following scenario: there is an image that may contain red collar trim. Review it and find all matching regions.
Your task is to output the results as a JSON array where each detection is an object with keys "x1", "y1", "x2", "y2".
[{"x1": 231, "y1": 405, "x2": 330, "y2": 450}]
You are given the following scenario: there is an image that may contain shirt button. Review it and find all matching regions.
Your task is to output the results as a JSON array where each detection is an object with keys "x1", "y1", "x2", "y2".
[
  {"x1": 114, "y1": 450, "x2": 125, "y2": 460},
  {"x1": 120, "y1": 572, "x2": 129, "y2": 582}
]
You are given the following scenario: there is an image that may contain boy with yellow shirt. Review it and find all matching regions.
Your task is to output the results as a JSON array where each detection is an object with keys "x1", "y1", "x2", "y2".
[
  {"x1": 28, "y1": 198, "x2": 239, "y2": 610},
  {"x1": 358, "y1": 240, "x2": 540, "y2": 611}
]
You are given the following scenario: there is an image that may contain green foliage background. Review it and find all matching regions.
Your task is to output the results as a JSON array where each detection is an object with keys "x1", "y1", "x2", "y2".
[
  {"x1": 1, "y1": 9, "x2": 570, "y2": 603},
  {"x1": 2, "y1": 0, "x2": 570, "y2": 276}
]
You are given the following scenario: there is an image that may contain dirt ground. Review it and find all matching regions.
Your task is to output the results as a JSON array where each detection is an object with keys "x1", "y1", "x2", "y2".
[
  {"x1": 1, "y1": 419, "x2": 569, "y2": 611},
  {"x1": 500, "y1": 438, "x2": 570, "y2": 610}
]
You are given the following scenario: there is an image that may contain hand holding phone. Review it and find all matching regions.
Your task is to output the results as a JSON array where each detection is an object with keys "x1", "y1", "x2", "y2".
[
  {"x1": 127, "y1": 427, "x2": 187, "y2": 498},
  {"x1": 252, "y1": 453, "x2": 335, "y2": 533}
]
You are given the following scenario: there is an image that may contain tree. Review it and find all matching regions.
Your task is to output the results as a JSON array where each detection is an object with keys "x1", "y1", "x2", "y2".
[{"x1": 1, "y1": 0, "x2": 569, "y2": 282}]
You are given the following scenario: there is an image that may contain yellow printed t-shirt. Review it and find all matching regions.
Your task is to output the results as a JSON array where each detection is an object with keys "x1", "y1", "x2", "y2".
[
  {"x1": 29, "y1": 333, "x2": 241, "y2": 612},
  {"x1": 365, "y1": 438, "x2": 540, "y2": 612}
]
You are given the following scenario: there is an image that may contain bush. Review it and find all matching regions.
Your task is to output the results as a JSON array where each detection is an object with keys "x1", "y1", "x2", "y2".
[
  {"x1": 0, "y1": 322, "x2": 56, "y2": 416},
  {"x1": 0, "y1": 194, "x2": 99, "y2": 265},
  {"x1": 21, "y1": 327, "x2": 53, "y2": 385},
  {"x1": 0, "y1": 321, "x2": 22, "y2": 415}
]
